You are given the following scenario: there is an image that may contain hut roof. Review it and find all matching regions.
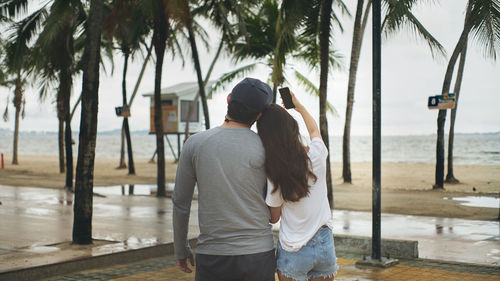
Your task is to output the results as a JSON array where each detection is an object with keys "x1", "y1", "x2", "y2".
[{"x1": 142, "y1": 81, "x2": 215, "y2": 99}]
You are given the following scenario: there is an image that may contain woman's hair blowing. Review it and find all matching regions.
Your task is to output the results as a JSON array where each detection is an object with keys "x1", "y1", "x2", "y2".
[{"x1": 257, "y1": 104, "x2": 317, "y2": 202}]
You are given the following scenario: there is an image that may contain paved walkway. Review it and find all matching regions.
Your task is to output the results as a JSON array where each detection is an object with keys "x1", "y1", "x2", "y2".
[
  {"x1": 1, "y1": 185, "x2": 499, "y2": 280},
  {"x1": 43, "y1": 253, "x2": 500, "y2": 281}
]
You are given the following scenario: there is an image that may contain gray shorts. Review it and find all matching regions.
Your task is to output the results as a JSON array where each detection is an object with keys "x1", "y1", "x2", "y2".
[{"x1": 195, "y1": 249, "x2": 276, "y2": 281}]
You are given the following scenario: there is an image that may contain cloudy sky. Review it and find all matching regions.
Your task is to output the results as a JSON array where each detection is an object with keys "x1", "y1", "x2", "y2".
[{"x1": 0, "y1": 0, "x2": 498, "y2": 136}]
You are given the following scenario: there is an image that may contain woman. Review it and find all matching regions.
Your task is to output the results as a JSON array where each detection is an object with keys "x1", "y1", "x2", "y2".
[{"x1": 257, "y1": 91, "x2": 337, "y2": 281}]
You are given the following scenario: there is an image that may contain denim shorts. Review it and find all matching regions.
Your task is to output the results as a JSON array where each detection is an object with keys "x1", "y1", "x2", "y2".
[{"x1": 277, "y1": 226, "x2": 338, "y2": 281}]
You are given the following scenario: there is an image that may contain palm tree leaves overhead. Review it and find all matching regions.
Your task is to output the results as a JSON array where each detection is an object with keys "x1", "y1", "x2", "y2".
[
  {"x1": 295, "y1": 0, "x2": 348, "y2": 72},
  {"x1": 382, "y1": 0, "x2": 445, "y2": 57},
  {"x1": 0, "y1": 0, "x2": 29, "y2": 18},
  {"x1": 211, "y1": 62, "x2": 258, "y2": 93},
  {"x1": 294, "y1": 70, "x2": 337, "y2": 115},
  {"x1": 233, "y1": 0, "x2": 278, "y2": 62},
  {"x1": 104, "y1": 0, "x2": 150, "y2": 55},
  {"x1": 194, "y1": 0, "x2": 260, "y2": 49},
  {"x1": 468, "y1": 0, "x2": 499, "y2": 59}
]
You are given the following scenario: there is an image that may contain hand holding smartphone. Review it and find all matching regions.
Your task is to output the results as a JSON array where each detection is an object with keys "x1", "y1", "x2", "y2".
[{"x1": 278, "y1": 87, "x2": 295, "y2": 109}]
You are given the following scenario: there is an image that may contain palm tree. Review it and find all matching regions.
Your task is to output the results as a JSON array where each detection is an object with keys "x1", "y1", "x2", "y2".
[
  {"x1": 151, "y1": 0, "x2": 169, "y2": 197},
  {"x1": 0, "y1": 16, "x2": 34, "y2": 165},
  {"x1": 183, "y1": 38, "x2": 223, "y2": 139},
  {"x1": 219, "y1": 0, "x2": 344, "y2": 97},
  {"x1": 183, "y1": 0, "x2": 255, "y2": 137},
  {"x1": 183, "y1": 0, "x2": 211, "y2": 130},
  {"x1": 342, "y1": 0, "x2": 445, "y2": 183},
  {"x1": 319, "y1": 0, "x2": 335, "y2": 208},
  {"x1": 72, "y1": 0, "x2": 105, "y2": 245},
  {"x1": 27, "y1": 0, "x2": 88, "y2": 190},
  {"x1": 342, "y1": 0, "x2": 370, "y2": 183},
  {"x1": 435, "y1": 0, "x2": 498, "y2": 188},
  {"x1": 445, "y1": 44, "x2": 467, "y2": 184},
  {"x1": 105, "y1": 0, "x2": 151, "y2": 175},
  {"x1": 1, "y1": 1, "x2": 62, "y2": 170},
  {"x1": 139, "y1": 0, "x2": 189, "y2": 196},
  {"x1": 2, "y1": 0, "x2": 90, "y2": 189},
  {"x1": 296, "y1": 0, "x2": 348, "y2": 208}
]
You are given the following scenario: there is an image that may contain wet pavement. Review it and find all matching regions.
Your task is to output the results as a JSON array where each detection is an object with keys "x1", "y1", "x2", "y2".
[
  {"x1": 332, "y1": 210, "x2": 500, "y2": 266},
  {"x1": 0, "y1": 185, "x2": 199, "y2": 273},
  {"x1": 1, "y1": 185, "x2": 499, "y2": 280}
]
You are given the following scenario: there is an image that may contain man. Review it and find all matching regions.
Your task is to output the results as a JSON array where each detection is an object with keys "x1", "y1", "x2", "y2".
[{"x1": 172, "y1": 77, "x2": 276, "y2": 281}]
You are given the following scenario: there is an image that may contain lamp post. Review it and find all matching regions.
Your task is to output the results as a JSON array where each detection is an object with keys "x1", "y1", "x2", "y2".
[
  {"x1": 372, "y1": 0, "x2": 382, "y2": 261},
  {"x1": 357, "y1": 0, "x2": 398, "y2": 267}
]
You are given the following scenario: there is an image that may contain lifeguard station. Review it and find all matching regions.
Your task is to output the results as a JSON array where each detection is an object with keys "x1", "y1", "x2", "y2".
[{"x1": 142, "y1": 81, "x2": 214, "y2": 161}]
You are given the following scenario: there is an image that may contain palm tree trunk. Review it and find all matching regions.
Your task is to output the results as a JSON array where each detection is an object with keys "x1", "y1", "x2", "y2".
[
  {"x1": 153, "y1": 2, "x2": 168, "y2": 197},
  {"x1": 185, "y1": 3, "x2": 210, "y2": 130},
  {"x1": 185, "y1": 39, "x2": 224, "y2": 139},
  {"x1": 319, "y1": 0, "x2": 334, "y2": 209},
  {"x1": 121, "y1": 51, "x2": 135, "y2": 175},
  {"x1": 124, "y1": 117, "x2": 134, "y2": 174},
  {"x1": 434, "y1": 3, "x2": 472, "y2": 189},
  {"x1": 72, "y1": 0, "x2": 104, "y2": 245},
  {"x1": 342, "y1": 0, "x2": 371, "y2": 183},
  {"x1": 62, "y1": 27, "x2": 75, "y2": 191},
  {"x1": 119, "y1": 40, "x2": 153, "y2": 167},
  {"x1": 70, "y1": 91, "x2": 82, "y2": 121},
  {"x1": 12, "y1": 103, "x2": 20, "y2": 165},
  {"x1": 118, "y1": 124, "x2": 127, "y2": 168},
  {"x1": 58, "y1": 118, "x2": 65, "y2": 173},
  {"x1": 446, "y1": 42, "x2": 468, "y2": 184},
  {"x1": 64, "y1": 96, "x2": 73, "y2": 190},
  {"x1": 11, "y1": 73, "x2": 22, "y2": 165},
  {"x1": 58, "y1": 94, "x2": 65, "y2": 173},
  {"x1": 128, "y1": 37, "x2": 153, "y2": 108}
]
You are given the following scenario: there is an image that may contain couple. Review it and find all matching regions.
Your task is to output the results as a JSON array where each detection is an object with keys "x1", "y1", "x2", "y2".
[{"x1": 172, "y1": 77, "x2": 337, "y2": 281}]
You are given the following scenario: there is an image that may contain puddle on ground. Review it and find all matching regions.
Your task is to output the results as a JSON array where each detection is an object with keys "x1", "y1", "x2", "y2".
[
  {"x1": 24, "y1": 246, "x2": 61, "y2": 254},
  {"x1": 451, "y1": 196, "x2": 499, "y2": 208},
  {"x1": 93, "y1": 183, "x2": 175, "y2": 196}
]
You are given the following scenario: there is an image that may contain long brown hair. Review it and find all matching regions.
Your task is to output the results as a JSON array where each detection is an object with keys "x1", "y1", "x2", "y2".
[{"x1": 257, "y1": 104, "x2": 317, "y2": 202}]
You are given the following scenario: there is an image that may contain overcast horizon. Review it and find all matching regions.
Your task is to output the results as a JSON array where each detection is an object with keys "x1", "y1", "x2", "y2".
[{"x1": 0, "y1": 0, "x2": 499, "y2": 137}]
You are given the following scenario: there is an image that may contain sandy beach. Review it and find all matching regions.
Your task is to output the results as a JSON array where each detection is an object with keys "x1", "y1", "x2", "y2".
[{"x1": 0, "y1": 154, "x2": 498, "y2": 221}]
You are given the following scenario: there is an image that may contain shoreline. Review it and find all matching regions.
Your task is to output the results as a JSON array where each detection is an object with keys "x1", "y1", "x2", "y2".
[{"x1": 0, "y1": 154, "x2": 498, "y2": 221}]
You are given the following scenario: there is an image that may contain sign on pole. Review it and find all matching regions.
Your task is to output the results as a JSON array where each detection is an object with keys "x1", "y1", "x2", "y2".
[
  {"x1": 428, "y1": 93, "x2": 456, "y2": 109},
  {"x1": 115, "y1": 106, "x2": 131, "y2": 117}
]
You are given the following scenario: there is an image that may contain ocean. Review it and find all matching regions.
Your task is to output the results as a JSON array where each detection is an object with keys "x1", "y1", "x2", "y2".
[{"x1": 0, "y1": 132, "x2": 499, "y2": 165}]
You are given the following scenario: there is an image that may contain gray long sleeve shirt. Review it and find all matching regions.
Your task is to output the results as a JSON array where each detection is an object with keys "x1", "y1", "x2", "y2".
[{"x1": 172, "y1": 126, "x2": 274, "y2": 259}]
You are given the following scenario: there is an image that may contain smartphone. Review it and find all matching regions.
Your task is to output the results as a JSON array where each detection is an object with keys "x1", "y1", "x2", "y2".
[{"x1": 279, "y1": 87, "x2": 295, "y2": 109}]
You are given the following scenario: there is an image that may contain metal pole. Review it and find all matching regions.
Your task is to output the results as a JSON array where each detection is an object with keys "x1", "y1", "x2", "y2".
[{"x1": 372, "y1": 0, "x2": 382, "y2": 261}]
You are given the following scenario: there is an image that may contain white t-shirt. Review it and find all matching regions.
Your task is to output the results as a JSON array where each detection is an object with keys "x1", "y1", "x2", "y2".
[{"x1": 265, "y1": 137, "x2": 334, "y2": 252}]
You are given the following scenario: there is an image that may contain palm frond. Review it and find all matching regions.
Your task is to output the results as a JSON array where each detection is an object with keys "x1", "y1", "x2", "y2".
[
  {"x1": 328, "y1": 48, "x2": 345, "y2": 71},
  {"x1": 469, "y1": 0, "x2": 500, "y2": 60},
  {"x1": 169, "y1": 30, "x2": 186, "y2": 67},
  {"x1": 382, "y1": 0, "x2": 445, "y2": 58},
  {"x1": 0, "y1": 0, "x2": 29, "y2": 18},
  {"x1": 20, "y1": 97, "x2": 24, "y2": 119},
  {"x1": 211, "y1": 62, "x2": 259, "y2": 94},
  {"x1": 192, "y1": 18, "x2": 211, "y2": 52},
  {"x1": 294, "y1": 70, "x2": 337, "y2": 115},
  {"x1": 333, "y1": 0, "x2": 351, "y2": 17},
  {"x1": 2, "y1": 97, "x2": 8, "y2": 122},
  {"x1": 8, "y1": 5, "x2": 48, "y2": 50}
]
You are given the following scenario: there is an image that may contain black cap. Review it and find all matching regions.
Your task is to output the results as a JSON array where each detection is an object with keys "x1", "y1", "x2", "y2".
[{"x1": 229, "y1": 78, "x2": 273, "y2": 113}]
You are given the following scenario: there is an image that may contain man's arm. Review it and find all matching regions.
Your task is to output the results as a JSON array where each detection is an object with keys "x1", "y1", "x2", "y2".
[{"x1": 172, "y1": 139, "x2": 196, "y2": 273}]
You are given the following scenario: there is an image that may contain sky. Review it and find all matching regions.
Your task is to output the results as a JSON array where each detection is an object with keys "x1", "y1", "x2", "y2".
[{"x1": 0, "y1": 0, "x2": 498, "y2": 136}]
